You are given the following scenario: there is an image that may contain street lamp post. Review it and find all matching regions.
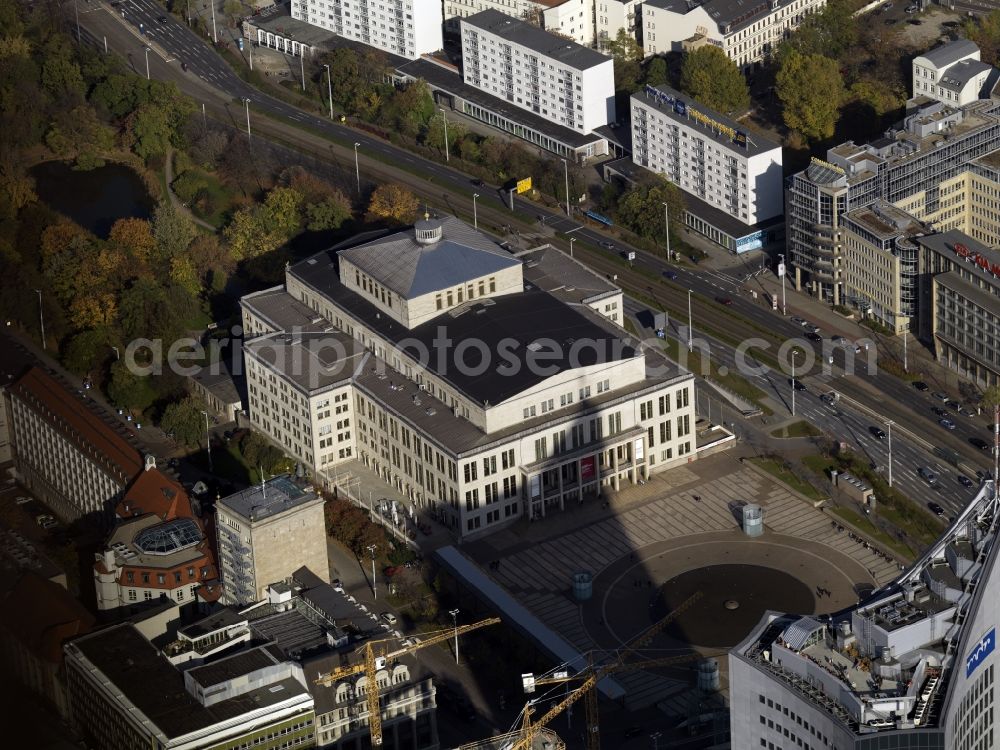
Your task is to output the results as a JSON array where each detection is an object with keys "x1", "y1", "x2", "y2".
[
  {"x1": 248, "y1": 38, "x2": 253, "y2": 71},
  {"x1": 210, "y1": 0, "x2": 217, "y2": 44},
  {"x1": 323, "y1": 64, "x2": 334, "y2": 119},
  {"x1": 560, "y1": 158, "x2": 570, "y2": 217},
  {"x1": 778, "y1": 253, "x2": 787, "y2": 316},
  {"x1": 902, "y1": 330, "x2": 908, "y2": 373},
  {"x1": 33, "y1": 289, "x2": 45, "y2": 350},
  {"x1": 144, "y1": 46, "x2": 151, "y2": 80},
  {"x1": 662, "y1": 201, "x2": 671, "y2": 259},
  {"x1": 439, "y1": 108, "x2": 450, "y2": 162},
  {"x1": 201, "y1": 410, "x2": 213, "y2": 472},
  {"x1": 111, "y1": 346, "x2": 120, "y2": 361},
  {"x1": 353, "y1": 142, "x2": 361, "y2": 195},
  {"x1": 570, "y1": 237, "x2": 576, "y2": 258},
  {"x1": 74, "y1": 0, "x2": 80, "y2": 43},
  {"x1": 242, "y1": 98, "x2": 251, "y2": 149},
  {"x1": 367, "y1": 544, "x2": 378, "y2": 599},
  {"x1": 300, "y1": 52, "x2": 305, "y2": 92},
  {"x1": 449, "y1": 609, "x2": 460, "y2": 664},
  {"x1": 791, "y1": 350, "x2": 799, "y2": 416},
  {"x1": 472, "y1": 193, "x2": 479, "y2": 230},
  {"x1": 687, "y1": 289, "x2": 693, "y2": 353},
  {"x1": 886, "y1": 419, "x2": 894, "y2": 487}
]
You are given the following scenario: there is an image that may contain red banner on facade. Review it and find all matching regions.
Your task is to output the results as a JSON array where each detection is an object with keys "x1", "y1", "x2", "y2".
[{"x1": 580, "y1": 455, "x2": 596, "y2": 481}]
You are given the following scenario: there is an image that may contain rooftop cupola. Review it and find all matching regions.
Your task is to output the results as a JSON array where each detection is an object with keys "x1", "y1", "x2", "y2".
[{"x1": 414, "y1": 213, "x2": 444, "y2": 245}]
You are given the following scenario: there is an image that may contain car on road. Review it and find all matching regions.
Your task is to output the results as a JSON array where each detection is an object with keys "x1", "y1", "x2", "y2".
[
  {"x1": 958, "y1": 475, "x2": 974, "y2": 488},
  {"x1": 932, "y1": 391, "x2": 949, "y2": 401},
  {"x1": 870, "y1": 426, "x2": 887, "y2": 440},
  {"x1": 939, "y1": 418, "x2": 957, "y2": 430},
  {"x1": 913, "y1": 381, "x2": 929, "y2": 392},
  {"x1": 789, "y1": 379, "x2": 806, "y2": 391},
  {"x1": 805, "y1": 331, "x2": 823, "y2": 342},
  {"x1": 945, "y1": 399, "x2": 962, "y2": 411},
  {"x1": 716, "y1": 297, "x2": 733, "y2": 306},
  {"x1": 931, "y1": 406, "x2": 949, "y2": 417},
  {"x1": 663, "y1": 270, "x2": 678, "y2": 280},
  {"x1": 158, "y1": 15, "x2": 167, "y2": 22},
  {"x1": 820, "y1": 392, "x2": 839, "y2": 406},
  {"x1": 805, "y1": 324, "x2": 821, "y2": 333},
  {"x1": 380, "y1": 612, "x2": 397, "y2": 626},
  {"x1": 790, "y1": 317, "x2": 808, "y2": 327},
  {"x1": 970, "y1": 437, "x2": 991, "y2": 451},
  {"x1": 905, "y1": 4, "x2": 918, "y2": 12},
  {"x1": 471, "y1": 179, "x2": 484, "y2": 187},
  {"x1": 600, "y1": 241, "x2": 615, "y2": 250},
  {"x1": 918, "y1": 467, "x2": 938, "y2": 484},
  {"x1": 927, "y1": 501, "x2": 945, "y2": 516}
]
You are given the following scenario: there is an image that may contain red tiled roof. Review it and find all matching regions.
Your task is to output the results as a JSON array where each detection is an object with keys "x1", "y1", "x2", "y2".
[
  {"x1": 118, "y1": 468, "x2": 192, "y2": 521},
  {"x1": 8, "y1": 367, "x2": 143, "y2": 485},
  {"x1": 0, "y1": 572, "x2": 95, "y2": 664}
]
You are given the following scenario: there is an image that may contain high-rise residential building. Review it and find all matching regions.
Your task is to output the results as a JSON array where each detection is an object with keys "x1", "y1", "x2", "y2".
[
  {"x1": 913, "y1": 39, "x2": 995, "y2": 109},
  {"x1": 216, "y1": 475, "x2": 330, "y2": 606},
  {"x1": 642, "y1": 0, "x2": 827, "y2": 70},
  {"x1": 6, "y1": 366, "x2": 143, "y2": 523},
  {"x1": 917, "y1": 230, "x2": 1000, "y2": 388},
  {"x1": 65, "y1": 624, "x2": 316, "y2": 750},
  {"x1": 730, "y1": 482, "x2": 1000, "y2": 750},
  {"x1": 290, "y1": 0, "x2": 442, "y2": 59},
  {"x1": 787, "y1": 40, "x2": 1000, "y2": 305},
  {"x1": 460, "y1": 10, "x2": 616, "y2": 134},
  {"x1": 841, "y1": 201, "x2": 928, "y2": 335},
  {"x1": 240, "y1": 214, "x2": 698, "y2": 540},
  {"x1": 630, "y1": 83, "x2": 783, "y2": 252}
]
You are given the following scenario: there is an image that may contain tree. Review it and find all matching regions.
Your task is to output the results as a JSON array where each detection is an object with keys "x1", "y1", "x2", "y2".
[
  {"x1": 965, "y1": 11, "x2": 1000, "y2": 66},
  {"x1": 160, "y1": 396, "x2": 208, "y2": 447},
  {"x1": 107, "y1": 361, "x2": 157, "y2": 413},
  {"x1": 367, "y1": 183, "x2": 418, "y2": 224},
  {"x1": 645, "y1": 57, "x2": 668, "y2": 87},
  {"x1": 305, "y1": 193, "x2": 352, "y2": 231},
  {"x1": 224, "y1": 186, "x2": 304, "y2": 261},
  {"x1": 378, "y1": 80, "x2": 435, "y2": 138},
  {"x1": 110, "y1": 217, "x2": 156, "y2": 263},
  {"x1": 152, "y1": 201, "x2": 196, "y2": 261},
  {"x1": 61, "y1": 328, "x2": 112, "y2": 375},
  {"x1": 776, "y1": 50, "x2": 845, "y2": 142},
  {"x1": 222, "y1": 0, "x2": 242, "y2": 18},
  {"x1": 680, "y1": 46, "x2": 749, "y2": 114},
  {"x1": 606, "y1": 29, "x2": 643, "y2": 92},
  {"x1": 615, "y1": 178, "x2": 686, "y2": 251}
]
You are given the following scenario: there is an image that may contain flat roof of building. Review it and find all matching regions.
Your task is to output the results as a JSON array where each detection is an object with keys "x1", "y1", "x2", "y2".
[
  {"x1": 396, "y1": 57, "x2": 605, "y2": 150},
  {"x1": 217, "y1": 475, "x2": 322, "y2": 524},
  {"x1": 186, "y1": 643, "x2": 287, "y2": 688},
  {"x1": 515, "y1": 245, "x2": 621, "y2": 307},
  {"x1": 104, "y1": 514, "x2": 210, "y2": 571},
  {"x1": 461, "y1": 10, "x2": 610, "y2": 71},
  {"x1": 632, "y1": 84, "x2": 779, "y2": 157},
  {"x1": 243, "y1": 329, "x2": 367, "y2": 394},
  {"x1": 68, "y1": 625, "x2": 308, "y2": 739},
  {"x1": 247, "y1": 10, "x2": 409, "y2": 66},
  {"x1": 179, "y1": 607, "x2": 247, "y2": 640},
  {"x1": 241, "y1": 286, "x2": 335, "y2": 334},
  {"x1": 644, "y1": 0, "x2": 805, "y2": 35},
  {"x1": 844, "y1": 202, "x2": 926, "y2": 239},
  {"x1": 918, "y1": 230, "x2": 1000, "y2": 283}
]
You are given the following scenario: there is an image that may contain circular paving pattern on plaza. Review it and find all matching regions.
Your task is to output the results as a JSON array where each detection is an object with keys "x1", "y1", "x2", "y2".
[{"x1": 651, "y1": 563, "x2": 816, "y2": 648}]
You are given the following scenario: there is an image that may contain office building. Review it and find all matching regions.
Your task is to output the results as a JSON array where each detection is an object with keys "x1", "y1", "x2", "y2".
[
  {"x1": 630, "y1": 83, "x2": 783, "y2": 252},
  {"x1": 92, "y1": 466, "x2": 218, "y2": 613},
  {"x1": 65, "y1": 624, "x2": 315, "y2": 750},
  {"x1": 917, "y1": 230, "x2": 1000, "y2": 387},
  {"x1": 240, "y1": 214, "x2": 697, "y2": 541},
  {"x1": 460, "y1": 10, "x2": 616, "y2": 134},
  {"x1": 290, "y1": 0, "x2": 442, "y2": 59},
  {"x1": 787, "y1": 40, "x2": 1000, "y2": 305},
  {"x1": 6, "y1": 366, "x2": 143, "y2": 523},
  {"x1": 841, "y1": 201, "x2": 929, "y2": 334},
  {"x1": 730, "y1": 482, "x2": 1000, "y2": 749},
  {"x1": 913, "y1": 39, "x2": 994, "y2": 109},
  {"x1": 642, "y1": 0, "x2": 827, "y2": 70},
  {"x1": 216, "y1": 475, "x2": 330, "y2": 606}
]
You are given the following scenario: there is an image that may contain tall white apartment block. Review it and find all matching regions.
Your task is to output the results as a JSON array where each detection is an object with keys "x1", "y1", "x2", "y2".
[
  {"x1": 631, "y1": 84, "x2": 783, "y2": 226},
  {"x1": 460, "y1": 9, "x2": 616, "y2": 134},
  {"x1": 642, "y1": 0, "x2": 827, "y2": 70},
  {"x1": 290, "y1": 0, "x2": 442, "y2": 59}
]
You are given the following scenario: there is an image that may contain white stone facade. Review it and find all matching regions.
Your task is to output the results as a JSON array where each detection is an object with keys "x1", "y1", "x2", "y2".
[
  {"x1": 290, "y1": 0, "x2": 442, "y2": 59},
  {"x1": 912, "y1": 40, "x2": 993, "y2": 108}
]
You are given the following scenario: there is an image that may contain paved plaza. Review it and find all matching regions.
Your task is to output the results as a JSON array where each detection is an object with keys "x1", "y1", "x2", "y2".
[{"x1": 462, "y1": 452, "x2": 902, "y2": 713}]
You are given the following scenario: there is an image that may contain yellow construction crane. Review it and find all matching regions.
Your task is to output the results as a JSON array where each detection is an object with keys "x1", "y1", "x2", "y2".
[
  {"x1": 316, "y1": 616, "x2": 501, "y2": 746},
  {"x1": 460, "y1": 591, "x2": 705, "y2": 750}
]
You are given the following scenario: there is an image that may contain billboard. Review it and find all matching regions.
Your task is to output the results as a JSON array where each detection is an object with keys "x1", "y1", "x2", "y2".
[
  {"x1": 516, "y1": 177, "x2": 532, "y2": 194},
  {"x1": 634, "y1": 439, "x2": 644, "y2": 461},
  {"x1": 580, "y1": 455, "x2": 596, "y2": 481},
  {"x1": 777, "y1": 262, "x2": 786, "y2": 278},
  {"x1": 529, "y1": 475, "x2": 541, "y2": 499},
  {"x1": 967, "y1": 627, "x2": 995, "y2": 678}
]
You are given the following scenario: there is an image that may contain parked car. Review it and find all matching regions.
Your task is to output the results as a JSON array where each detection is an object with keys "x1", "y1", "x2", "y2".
[
  {"x1": 40, "y1": 518, "x2": 58, "y2": 529},
  {"x1": 918, "y1": 467, "x2": 938, "y2": 484},
  {"x1": 927, "y1": 501, "x2": 945, "y2": 516},
  {"x1": 870, "y1": 426, "x2": 887, "y2": 440},
  {"x1": 913, "y1": 381, "x2": 930, "y2": 392},
  {"x1": 332, "y1": 579, "x2": 344, "y2": 593},
  {"x1": 931, "y1": 406, "x2": 949, "y2": 417},
  {"x1": 805, "y1": 331, "x2": 823, "y2": 342},
  {"x1": 790, "y1": 317, "x2": 808, "y2": 327},
  {"x1": 15, "y1": 496, "x2": 30, "y2": 505},
  {"x1": 958, "y1": 475, "x2": 974, "y2": 488},
  {"x1": 805, "y1": 324, "x2": 821, "y2": 333},
  {"x1": 939, "y1": 418, "x2": 957, "y2": 430},
  {"x1": 380, "y1": 612, "x2": 398, "y2": 626},
  {"x1": 970, "y1": 437, "x2": 991, "y2": 451},
  {"x1": 932, "y1": 391, "x2": 949, "y2": 402}
]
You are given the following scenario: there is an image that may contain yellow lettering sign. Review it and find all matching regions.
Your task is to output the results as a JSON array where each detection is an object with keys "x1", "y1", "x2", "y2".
[
  {"x1": 810, "y1": 156, "x2": 846, "y2": 175},
  {"x1": 516, "y1": 177, "x2": 532, "y2": 194}
]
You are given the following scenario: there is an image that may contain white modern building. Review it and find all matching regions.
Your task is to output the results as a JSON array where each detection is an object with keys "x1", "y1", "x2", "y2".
[
  {"x1": 290, "y1": 0, "x2": 442, "y2": 59},
  {"x1": 642, "y1": 0, "x2": 827, "y2": 70},
  {"x1": 630, "y1": 84, "x2": 783, "y2": 252},
  {"x1": 913, "y1": 39, "x2": 995, "y2": 108},
  {"x1": 216, "y1": 476, "x2": 330, "y2": 606},
  {"x1": 731, "y1": 482, "x2": 1000, "y2": 749},
  {"x1": 460, "y1": 9, "x2": 616, "y2": 134},
  {"x1": 240, "y1": 214, "x2": 698, "y2": 541}
]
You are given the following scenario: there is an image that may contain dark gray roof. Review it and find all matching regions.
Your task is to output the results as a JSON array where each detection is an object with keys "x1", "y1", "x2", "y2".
[
  {"x1": 939, "y1": 59, "x2": 993, "y2": 92},
  {"x1": 644, "y1": 0, "x2": 805, "y2": 34},
  {"x1": 68, "y1": 625, "x2": 308, "y2": 740},
  {"x1": 919, "y1": 39, "x2": 980, "y2": 69},
  {"x1": 249, "y1": 609, "x2": 330, "y2": 657},
  {"x1": 186, "y1": 643, "x2": 287, "y2": 688},
  {"x1": 461, "y1": 10, "x2": 610, "y2": 71},
  {"x1": 632, "y1": 84, "x2": 779, "y2": 156},
  {"x1": 337, "y1": 215, "x2": 521, "y2": 299},
  {"x1": 179, "y1": 608, "x2": 247, "y2": 640},
  {"x1": 217, "y1": 475, "x2": 322, "y2": 524}
]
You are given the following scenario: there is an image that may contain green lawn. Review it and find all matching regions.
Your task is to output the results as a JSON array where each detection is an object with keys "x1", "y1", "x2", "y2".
[
  {"x1": 802, "y1": 454, "x2": 837, "y2": 477},
  {"x1": 770, "y1": 421, "x2": 823, "y2": 439},
  {"x1": 190, "y1": 441, "x2": 254, "y2": 486},
  {"x1": 830, "y1": 506, "x2": 915, "y2": 559},
  {"x1": 749, "y1": 457, "x2": 826, "y2": 502}
]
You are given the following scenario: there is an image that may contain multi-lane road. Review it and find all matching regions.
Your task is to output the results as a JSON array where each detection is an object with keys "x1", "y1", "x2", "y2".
[{"x1": 75, "y1": 0, "x2": 996, "y2": 522}]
